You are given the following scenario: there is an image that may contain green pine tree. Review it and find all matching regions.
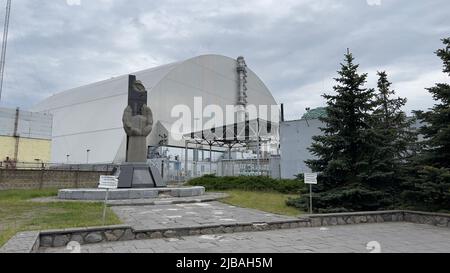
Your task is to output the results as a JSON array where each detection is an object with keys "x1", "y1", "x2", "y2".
[
  {"x1": 288, "y1": 51, "x2": 386, "y2": 213},
  {"x1": 366, "y1": 71, "x2": 417, "y2": 208},
  {"x1": 404, "y1": 38, "x2": 450, "y2": 211}
]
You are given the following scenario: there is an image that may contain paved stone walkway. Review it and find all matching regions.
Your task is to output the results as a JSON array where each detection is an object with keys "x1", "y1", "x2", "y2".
[
  {"x1": 42, "y1": 223, "x2": 450, "y2": 253},
  {"x1": 111, "y1": 201, "x2": 295, "y2": 231}
]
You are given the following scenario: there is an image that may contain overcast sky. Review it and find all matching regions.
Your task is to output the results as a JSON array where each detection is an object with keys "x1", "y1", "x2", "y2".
[{"x1": 1, "y1": 0, "x2": 449, "y2": 119}]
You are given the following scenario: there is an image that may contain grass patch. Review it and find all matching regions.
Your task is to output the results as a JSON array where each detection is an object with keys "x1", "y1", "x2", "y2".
[
  {"x1": 219, "y1": 190, "x2": 303, "y2": 216},
  {"x1": 0, "y1": 188, "x2": 58, "y2": 201},
  {"x1": 0, "y1": 189, "x2": 121, "y2": 247}
]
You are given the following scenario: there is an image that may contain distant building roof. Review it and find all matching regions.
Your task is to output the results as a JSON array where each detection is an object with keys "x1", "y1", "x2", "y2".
[{"x1": 302, "y1": 107, "x2": 327, "y2": 119}]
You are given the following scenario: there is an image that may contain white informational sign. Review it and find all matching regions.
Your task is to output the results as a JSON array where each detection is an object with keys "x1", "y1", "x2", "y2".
[
  {"x1": 98, "y1": 176, "x2": 118, "y2": 189},
  {"x1": 304, "y1": 173, "x2": 318, "y2": 185},
  {"x1": 99, "y1": 176, "x2": 118, "y2": 225},
  {"x1": 304, "y1": 173, "x2": 318, "y2": 214}
]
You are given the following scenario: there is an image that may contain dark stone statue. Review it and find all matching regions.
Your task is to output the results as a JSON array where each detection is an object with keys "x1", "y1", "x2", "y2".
[{"x1": 117, "y1": 75, "x2": 166, "y2": 188}]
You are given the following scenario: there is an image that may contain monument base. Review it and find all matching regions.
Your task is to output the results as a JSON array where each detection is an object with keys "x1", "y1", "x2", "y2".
[
  {"x1": 117, "y1": 162, "x2": 166, "y2": 188},
  {"x1": 57, "y1": 187, "x2": 206, "y2": 201}
]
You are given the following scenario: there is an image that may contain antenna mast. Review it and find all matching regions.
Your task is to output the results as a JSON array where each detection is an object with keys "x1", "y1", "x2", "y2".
[{"x1": 0, "y1": 0, "x2": 12, "y2": 102}]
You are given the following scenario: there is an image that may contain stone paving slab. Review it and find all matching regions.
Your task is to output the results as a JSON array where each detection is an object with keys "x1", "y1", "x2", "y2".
[
  {"x1": 109, "y1": 193, "x2": 228, "y2": 206},
  {"x1": 0, "y1": 231, "x2": 39, "y2": 253},
  {"x1": 111, "y1": 201, "x2": 295, "y2": 231},
  {"x1": 41, "y1": 222, "x2": 450, "y2": 253}
]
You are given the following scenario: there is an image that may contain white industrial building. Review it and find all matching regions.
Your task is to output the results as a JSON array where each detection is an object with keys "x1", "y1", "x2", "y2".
[
  {"x1": 32, "y1": 54, "x2": 279, "y2": 165},
  {"x1": 0, "y1": 107, "x2": 52, "y2": 140},
  {"x1": 0, "y1": 107, "x2": 53, "y2": 164},
  {"x1": 280, "y1": 119, "x2": 322, "y2": 179}
]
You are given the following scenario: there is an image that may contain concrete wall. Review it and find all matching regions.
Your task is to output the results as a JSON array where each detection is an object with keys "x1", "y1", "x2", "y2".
[
  {"x1": 0, "y1": 136, "x2": 51, "y2": 163},
  {"x1": 280, "y1": 119, "x2": 323, "y2": 179},
  {"x1": 0, "y1": 169, "x2": 108, "y2": 190}
]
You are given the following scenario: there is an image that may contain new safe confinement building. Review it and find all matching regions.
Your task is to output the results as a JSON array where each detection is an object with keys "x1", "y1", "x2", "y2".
[{"x1": 32, "y1": 55, "x2": 279, "y2": 164}]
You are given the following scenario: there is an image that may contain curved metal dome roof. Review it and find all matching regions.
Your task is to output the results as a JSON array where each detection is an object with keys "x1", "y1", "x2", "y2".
[{"x1": 32, "y1": 54, "x2": 278, "y2": 164}]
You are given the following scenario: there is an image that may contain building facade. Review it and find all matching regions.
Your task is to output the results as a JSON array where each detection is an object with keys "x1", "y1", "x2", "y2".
[
  {"x1": 280, "y1": 118, "x2": 322, "y2": 179},
  {"x1": 0, "y1": 107, "x2": 52, "y2": 165}
]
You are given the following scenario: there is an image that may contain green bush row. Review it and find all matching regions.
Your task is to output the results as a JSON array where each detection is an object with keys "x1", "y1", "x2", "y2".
[{"x1": 187, "y1": 175, "x2": 304, "y2": 194}]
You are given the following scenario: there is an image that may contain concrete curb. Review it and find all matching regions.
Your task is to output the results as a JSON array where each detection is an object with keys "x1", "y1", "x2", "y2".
[
  {"x1": 0, "y1": 231, "x2": 40, "y2": 253},
  {"x1": 2, "y1": 210, "x2": 449, "y2": 253}
]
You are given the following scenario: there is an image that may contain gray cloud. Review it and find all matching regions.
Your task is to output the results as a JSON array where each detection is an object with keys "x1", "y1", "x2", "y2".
[{"x1": 1, "y1": 0, "x2": 449, "y2": 120}]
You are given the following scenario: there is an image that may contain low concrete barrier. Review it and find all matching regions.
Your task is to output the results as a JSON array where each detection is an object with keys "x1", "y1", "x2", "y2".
[
  {"x1": 307, "y1": 210, "x2": 405, "y2": 227},
  {"x1": 58, "y1": 187, "x2": 206, "y2": 200},
  {"x1": 2, "y1": 210, "x2": 449, "y2": 253},
  {"x1": 0, "y1": 169, "x2": 110, "y2": 190},
  {"x1": 0, "y1": 231, "x2": 40, "y2": 253}
]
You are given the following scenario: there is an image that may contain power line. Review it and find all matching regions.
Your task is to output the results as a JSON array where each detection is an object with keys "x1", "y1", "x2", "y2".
[{"x1": 0, "y1": 0, "x2": 11, "y2": 102}]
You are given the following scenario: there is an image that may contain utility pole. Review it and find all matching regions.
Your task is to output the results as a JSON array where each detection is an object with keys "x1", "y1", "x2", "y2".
[
  {"x1": 0, "y1": 0, "x2": 11, "y2": 102},
  {"x1": 256, "y1": 118, "x2": 260, "y2": 175}
]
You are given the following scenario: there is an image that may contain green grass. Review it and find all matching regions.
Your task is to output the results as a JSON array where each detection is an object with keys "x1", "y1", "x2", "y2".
[
  {"x1": 0, "y1": 189, "x2": 121, "y2": 247},
  {"x1": 219, "y1": 190, "x2": 304, "y2": 217}
]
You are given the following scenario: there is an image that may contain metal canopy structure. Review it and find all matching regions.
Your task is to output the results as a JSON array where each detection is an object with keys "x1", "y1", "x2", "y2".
[
  {"x1": 182, "y1": 118, "x2": 279, "y2": 175},
  {"x1": 185, "y1": 118, "x2": 277, "y2": 147}
]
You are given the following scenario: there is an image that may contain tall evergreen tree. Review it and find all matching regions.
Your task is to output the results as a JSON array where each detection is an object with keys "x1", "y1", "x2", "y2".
[
  {"x1": 404, "y1": 38, "x2": 450, "y2": 211},
  {"x1": 367, "y1": 71, "x2": 417, "y2": 208},
  {"x1": 288, "y1": 51, "x2": 386, "y2": 213}
]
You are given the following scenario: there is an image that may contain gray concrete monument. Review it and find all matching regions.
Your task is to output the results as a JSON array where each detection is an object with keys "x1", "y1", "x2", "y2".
[{"x1": 118, "y1": 75, "x2": 166, "y2": 188}]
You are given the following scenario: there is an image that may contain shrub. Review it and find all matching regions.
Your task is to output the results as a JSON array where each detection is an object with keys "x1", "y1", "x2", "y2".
[
  {"x1": 187, "y1": 175, "x2": 304, "y2": 194},
  {"x1": 286, "y1": 185, "x2": 391, "y2": 213}
]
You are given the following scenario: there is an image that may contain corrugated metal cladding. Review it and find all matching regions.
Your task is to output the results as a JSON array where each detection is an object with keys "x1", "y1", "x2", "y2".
[{"x1": 0, "y1": 107, "x2": 53, "y2": 140}]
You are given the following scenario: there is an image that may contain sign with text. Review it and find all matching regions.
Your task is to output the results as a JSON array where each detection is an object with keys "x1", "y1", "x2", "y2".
[
  {"x1": 98, "y1": 176, "x2": 118, "y2": 189},
  {"x1": 304, "y1": 173, "x2": 318, "y2": 185}
]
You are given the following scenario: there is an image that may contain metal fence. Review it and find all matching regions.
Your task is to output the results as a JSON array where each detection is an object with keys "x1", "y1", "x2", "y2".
[
  {"x1": 217, "y1": 159, "x2": 271, "y2": 177},
  {"x1": 156, "y1": 157, "x2": 281, "y2": 182}
]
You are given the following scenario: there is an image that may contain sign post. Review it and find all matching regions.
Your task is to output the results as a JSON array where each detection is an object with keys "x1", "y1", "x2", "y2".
[
  {"x1": 304, "y1": 173, "x2": 318, "y2": 214},
  {"x1": 98, "y1": 175, "x2": 118, "y2": 225}
]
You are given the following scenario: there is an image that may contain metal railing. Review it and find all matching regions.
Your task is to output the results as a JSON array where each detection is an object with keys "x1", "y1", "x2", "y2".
[
  {"x1": 159, "y1": 158, "x2": 277, "y2": 182},
  {"x1": 218, "y1": 158, "x2": 271, "y2": 177}
]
